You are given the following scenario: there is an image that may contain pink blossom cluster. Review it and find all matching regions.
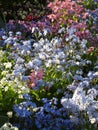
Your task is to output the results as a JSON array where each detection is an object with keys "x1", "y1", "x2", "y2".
[
  {"x1": 29, "y1": 69, "x2": 44, "y2": 88},
  {"x1": 5, "y1": 0, "x2": 98, "y2": 46},
  {"x1": 47, "y1": 0, "x2": 93, "y2": 41},
  {"x1": 87, "y1": 46, "x2": 95, "y2": 53},
  {"x1": 47, "y1": 0, "x2": 97, "y2": 44},
  {"x1": 47, "y1": 0, "x2": 85, "y2": 25}
]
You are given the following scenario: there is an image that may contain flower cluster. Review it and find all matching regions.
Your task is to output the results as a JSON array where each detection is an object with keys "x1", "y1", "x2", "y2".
[
  {"x1": 29, "y1": 69, "x2": 44, "y2": 89},
  {"x1": 34, "y1": 98, "x2": 75, "y2": 130},
  {"x1": 0, "y1": 123, "x2": 18, "y2": 130},
  {"x1": 61, "y1": 84, "x2": 98, "y2": 125},
  {"x1": 0, "y1": 0, "x2": 98, "y2": 130},
  {"x1": 13, "y1": 94, "x2": 36, "y2": 130}
]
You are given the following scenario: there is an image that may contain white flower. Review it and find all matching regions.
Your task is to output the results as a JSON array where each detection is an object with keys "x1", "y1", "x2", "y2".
[
  {"x1": 43, "y1": 28, "x2": 50, "y2": 36},
  {"x1": 55, "y1": 58, "x2": 60, "y2": 64},
  {"x1": 71, "y1": 87, "x2": 87, "y2": 110},
  {"x1": 20, "y1": 86, "x2": 30, "y2": 93},
  {"x1": 43, "y1": 44, "x2": 52, "y2": 52},
  {"x1": 3, "y1": 62, "x2": 12, "y2": 69},
  {"x1": 90, "y1": 118, "x2": 96, "y2": 124},
  {"x1": 26, "y1": 61, "x2": 32, "y2": 68},
  {"x1": 66, "y1": 37, "x2": 69, "y2": 42},
  {"x1": 61, "y1": 98, "x2": 69, "y2": 108},
  {"x1": 45, "y1": 59, "x2": 52, "y2": 67},
  {"x1": 94, "y1": 65, "x2": 98, "y2": 69},
  {"x1": 69, "y1": 49, "x2": 74, "y2": 53},
  {"x1": 87, "y1": 88, "x2": 98, "y2": 99},
  {"x1": 16, "y1": 31, "x2": 22, "y2": 36},
  {"x1": 7, "y1": 111, "x2": 13, "y2": 118},
  {"x1": 87, "y1": 71, "x2": 94, "y2": 79},
  {"x1": 8, "y1": 31, "x2": 13, "y2": 37},
  {"x1": 33, "y1": 42, "x2": 40, "y2": 50},
  {"x1": 39, "y1": 53, "x2": 46, "y2": 60},
  {"x1": 31, "y1": 27, "x2": 36, "y2": 33},
  {"x1": 76, "y1": 55, "x2": 81, "y2": 60},
  {"x1": 52, "y1": 37, "x2": 62, "y2": 48},
  {"x1": 75, "y1": 61, "x2": 80, "y2": 66},
  {"x1": 2, "y1": 35, "x2": 8, "y2": 40},
  {"x1": 0, "y1": 123, "x2": 18, "y2": 130},
  {"x1": 93, "y1": 71, "x2": 98, "y2": 77},
  {"x1": 57, "y1": 65, "x2": 64, "y2": 71},
  {"x1": 86, "y1": 60, "x2": 92, "y2": 64},
  {"x1": 20, "y1": 49, "x2": 29, "y2": 56},
  {"x1": 1, "y1": 70, "x2": 8, "y2": 76},
  {"x1": 81, "y1": 39, "x2": 87, "y2": 44}
]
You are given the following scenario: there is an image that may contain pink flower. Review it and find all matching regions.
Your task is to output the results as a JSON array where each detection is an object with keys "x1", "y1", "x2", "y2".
[
  {"x1": 87, "y1": 46, "x2": 95, "y2": 53},
  {"x1": 29, "y1": 83, "x2": 36, "y2": 88},
  {"x1": 36, "y1": 69, "x2": 44, "y2": 80},
  {"x1": 47, "y1": 2, "x2": 53, "y2": 8},
  {"x1": 29, "y1": 70, "x2": 36, "y2": 82},
  {"x1": 28, "y1": 69, "x2": 44, "y2": 88}
]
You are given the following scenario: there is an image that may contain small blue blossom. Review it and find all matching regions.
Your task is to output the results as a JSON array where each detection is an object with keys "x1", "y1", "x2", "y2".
[
  {"x1": 34, "y1": 98, "x2": 75, "y2": 130},
  {"x1": 13, "y1": 101, "x2": 36, "y2": 118},
  {"x1": 13, "y1": 100, "x2": 37, "y2": 129},
  {"x1": 13, "y1": 123, "x2": 20, "y2": 129},
  {"x1": 13, "y1": 105, "x2": 31, "y2": 118},
  {"x1": 23, "y1": 94, "x2": 31, "y2": 100}
]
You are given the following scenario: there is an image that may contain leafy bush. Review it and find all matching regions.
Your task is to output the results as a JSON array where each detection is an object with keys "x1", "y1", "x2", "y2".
[
  {"x1": 82, "y1": 0, "x2": 98, "y2": 10},
  {"x1": 0, "y1": 0, "x2": 51, "y2": 22}
]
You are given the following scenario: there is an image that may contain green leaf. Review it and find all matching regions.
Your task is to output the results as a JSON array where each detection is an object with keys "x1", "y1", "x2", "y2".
[
  {"x1": 31, "y1": 90, "x2": 40, "y2": 101},
  {"x1": 0, "y1": 116, "x2": 8, "y2": 127},
  {"x1": 0, "y1": 16, "x2": 4, "y2": 28}
]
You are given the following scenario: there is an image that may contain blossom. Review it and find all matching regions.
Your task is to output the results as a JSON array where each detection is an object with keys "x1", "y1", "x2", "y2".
[
  {"x1": 3, "y1": 62, "x2": 12, "y2": 69},
  {"x1": 35, "y1": 98, "x2": 75, "y2": 130},
  {"x1": 87, "y1": 46, "x2": 95, "y2": 53},
  {"x1": 28, "y1": 69, "x2": 44, "y2": 89},
  {"x1": 13, "y1": 101, "x2": 36, "y2": 118},
  {"x1": 0, "y1": 123, "x2": 19, "y2": 130},
  {"x1": 36, "y1": 69, "x2": 44, "y2": 80},
  {"x1": 23, "y1": 94, "x2": 31, "y2": 100},
  {"x1": 26, "y1": 15, "x2": 33, "y2": 21}
]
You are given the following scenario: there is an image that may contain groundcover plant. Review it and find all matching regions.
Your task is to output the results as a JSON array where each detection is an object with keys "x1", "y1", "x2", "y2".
[{"x1": 0, "y1": 0, "x2": 98, "y2": 130}]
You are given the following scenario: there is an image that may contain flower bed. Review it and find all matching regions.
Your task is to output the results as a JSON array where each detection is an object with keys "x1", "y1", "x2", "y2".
[{"x1": 0, "y1": 0, "x2": 98, "y2": 130}]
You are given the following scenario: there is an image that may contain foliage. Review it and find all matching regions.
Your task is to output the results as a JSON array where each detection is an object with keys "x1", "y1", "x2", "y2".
[
  {"x1": 0, "y1": 0, "x2": 50, "y2": 23},
  {"x1": 82, "y1": 0, "x2": 98, "y2": 10}
]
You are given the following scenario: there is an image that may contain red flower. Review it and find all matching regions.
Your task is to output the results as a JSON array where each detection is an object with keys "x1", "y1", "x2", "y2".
[{"x1": 26, "y1": 15, "x2": 33, "y2": 21}]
